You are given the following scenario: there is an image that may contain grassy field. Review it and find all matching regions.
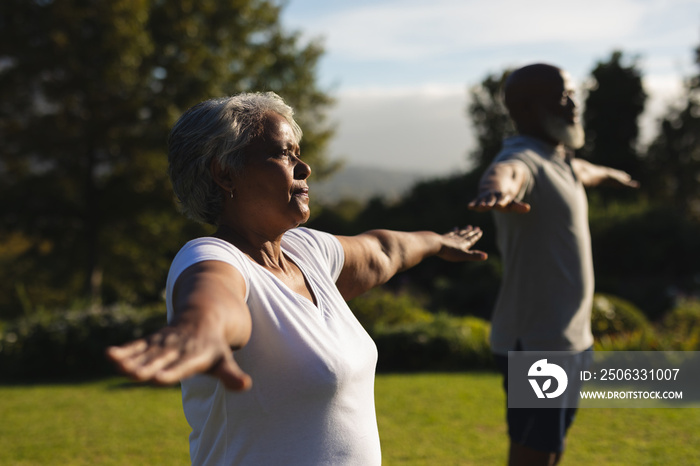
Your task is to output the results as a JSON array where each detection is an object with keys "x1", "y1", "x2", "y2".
[{"x1": 0, "y1": 373, "x2": 698, "y2": 465}]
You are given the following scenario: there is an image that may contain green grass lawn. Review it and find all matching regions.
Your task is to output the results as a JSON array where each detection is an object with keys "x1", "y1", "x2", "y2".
[{"x1": 0, "y1": 373, "x2": 698, "y2": 465}]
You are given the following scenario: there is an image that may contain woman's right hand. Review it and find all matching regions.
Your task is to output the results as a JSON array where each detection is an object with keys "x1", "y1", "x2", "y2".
[
  {"x1": 107, "y1": 260, "x2": 253, "y2": 391},
  {"x1": 106, "y1": 321, "x2": 252, "y2": 391}
]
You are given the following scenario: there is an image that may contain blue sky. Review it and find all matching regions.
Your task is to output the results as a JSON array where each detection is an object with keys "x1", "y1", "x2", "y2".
[{"x1": 281, "y1": 0, "x2": 699, "y2": 175}]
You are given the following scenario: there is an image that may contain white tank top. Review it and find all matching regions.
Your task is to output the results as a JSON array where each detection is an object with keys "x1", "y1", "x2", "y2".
[{"x1": 165, "y1": 227, "x2": 380, "y2": 465}]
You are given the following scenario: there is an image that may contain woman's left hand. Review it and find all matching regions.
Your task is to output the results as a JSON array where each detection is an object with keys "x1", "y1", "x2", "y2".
[{"x1": 437, "y1": 226, "x2": 488, "y2": 262}]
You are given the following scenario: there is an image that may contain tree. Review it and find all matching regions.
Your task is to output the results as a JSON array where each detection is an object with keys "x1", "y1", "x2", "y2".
[
  {"x1": 645, "y1": 43, "x2": 700, "y2": 218},
  {"x1": 580, "y1": 51, "x2": 647, "y2": 179},
  {"x1": 466, "y1": 70, "x2": 515, "y2": 174},
  {"x1": 0, "y1": 0, "x2": 334, "y2": 316}
]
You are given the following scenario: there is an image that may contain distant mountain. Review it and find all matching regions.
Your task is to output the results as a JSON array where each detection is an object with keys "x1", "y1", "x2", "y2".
[{"x1": 308, "y1": 165, "x2": 426, "y2": 204}]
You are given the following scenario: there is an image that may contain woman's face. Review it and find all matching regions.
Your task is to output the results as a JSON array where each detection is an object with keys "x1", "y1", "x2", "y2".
[{"x1": 231, "y1": 112, "x2": 311, "y2": 233}]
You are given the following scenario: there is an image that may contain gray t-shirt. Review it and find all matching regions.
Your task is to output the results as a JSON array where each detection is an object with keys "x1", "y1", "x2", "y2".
[{"x1": 489, "y1": 135, "x2": 594, "y2": 354}]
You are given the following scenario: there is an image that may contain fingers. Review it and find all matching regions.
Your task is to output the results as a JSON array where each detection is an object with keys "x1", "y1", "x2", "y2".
[
  {"x1": 610, "y1": 177, "x2": 639, "y2": 189},
  {"x1": 152, "y1": 348, "x2": 232, "y2": 386},
  {"x1": 149, "y1": 349, "x2": 252, "y2": 391},
  {"x1": 623, "y1": 177, "x2": 640, "y2": 189},
  {"x1": 465, "y1": 249, "x2": 488, "y2": 261},
  {"x1": 108, "y1": 331, "x2": 180, "y2": 375},
  {"x1": 448, "y1": 225, "x2": 481, "y2": 239},
  {"x1": 453, "y1": 227, "x2": 488, "y2": 260},
  {"x1": 106, "y1": 340, "x2": 152, "y2": 375},
  {"x1": 506, "y1": 200, "x2": 531, "y2": 213},
  {"x1": 468, "y1": 192, "x2": 500, "y2": 212},
  {"x1": 106, "y1": 339, "x2": 148, "y2": 361},
  {"x1": 106, "y1": 336, "x2": 183, "y2": 383},
  {"x1": 106, "y1": 331, "x2": 252, "y2": 391},
  {"x1": 468, "y1": 192, "x2": 530, "y2": 213},
  {"x1": 439, "y1": 226, "x2": 488, "y2": 262},
  {"x1": 450, "y1": 225, "x2": 482, "y2": 239},
  {"x1": 210, "y1": 353, "x2": 253, "y2": 391},
  {"x1": 447, "y1": 226, "x2": 482, "y2": 248},
  {"x1": 608, "y1": 169, "x2": 640, "y2": 189}
]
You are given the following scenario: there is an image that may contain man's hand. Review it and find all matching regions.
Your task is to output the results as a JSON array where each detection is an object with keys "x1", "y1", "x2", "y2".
[
  {"x1": 571, "y1": 158, "x2": 640, "y2": 189},
  {"x1": 468, "y1": 191, "x2": 531, "y2": 213},
  {"x1": 468, "y1": 161, "x2": 531, "y2": 213},
  {"x1": 602, "y1": 167, "x2": 640, "y2": 189}
]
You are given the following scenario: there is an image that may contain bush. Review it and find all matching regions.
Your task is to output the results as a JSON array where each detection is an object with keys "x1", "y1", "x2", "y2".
[
  {"x1": 593, "y1": 330, "x2": 663, "y2": 351},
  {"x1": 348, "y1": 289, "x2": 432, "y2": 335},
  {"x1": 590, "y1": 293, "x2": 661, "y2": 350},
  {"x1": 348, "y1": 289, "x2": 493, "y2": 371},
  {"x1": 374, "y1": 313, "x2": 493, "y2": 372},
  {"x1": 591, "y1": 293, "x2": 651, "y2": 338},
  {"x1": 589, "y1": 202, "x2": 700, "y2": 320},
  {"x1": 0, "y1": 304, "x2": 167, "y2": 380},
  {"x1": 659, "y1": 299, "x2": 700, "y2": 350},
  {"x1": 0, "y1": 291, "x2": 494, "y2": 380}
]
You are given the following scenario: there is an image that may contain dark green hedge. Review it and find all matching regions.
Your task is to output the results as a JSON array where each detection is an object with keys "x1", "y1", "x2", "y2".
[
  {"x1": 0, "y1": 305, "x2": 166, "y2": 380},
  {"x1": 349, "y1": 289, "x2": 494, "y2": 371},
  {"x1": 2, "y1": 292, "x2": 695, "y2": 381},
  {"x1": 591, "y1": 293, "x2": 651, "y2": 338},
  {"x1": 373, "y1": 314, "x2": 494, "y2": 372},
  {"x1": 659, "y1": 299, "x2": 700, "y2": 350}
]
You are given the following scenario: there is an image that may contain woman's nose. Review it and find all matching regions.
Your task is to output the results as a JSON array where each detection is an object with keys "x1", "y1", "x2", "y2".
[{"x1": 294, "y1": 157, "x2": 311, "y2": 180}]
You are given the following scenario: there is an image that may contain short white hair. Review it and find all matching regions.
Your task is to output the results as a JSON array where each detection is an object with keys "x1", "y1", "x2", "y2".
[{"x1": 167, "y1": 92, "x2": 302, "y2": 225}]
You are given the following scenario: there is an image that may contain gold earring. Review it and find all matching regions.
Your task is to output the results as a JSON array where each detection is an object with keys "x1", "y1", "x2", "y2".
[{"x1": 230, "y1": 191, "x2": 234, "y2": 199}]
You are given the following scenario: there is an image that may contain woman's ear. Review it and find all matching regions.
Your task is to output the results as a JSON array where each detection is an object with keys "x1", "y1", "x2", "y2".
[{"x1": 210, "y1": 159, "x2": 236, "y2": 197}]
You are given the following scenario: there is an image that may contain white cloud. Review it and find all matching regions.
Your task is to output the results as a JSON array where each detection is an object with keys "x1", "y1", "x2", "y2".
[
  {"x1": 327, "y1": 85, "x2": 473, "y2": 175},
  {"x1": 339, "y1": 83, "x2": 466, "y2": 99},
  {"x1": 292, "y1": 0, "x2": 650, "y2": 61},
  {"x1": 283, "y1": 0, "x2": 699, "y2": 174},
  {"x1": 325, "y1": 73, "x2": 686, "y2": 175}
]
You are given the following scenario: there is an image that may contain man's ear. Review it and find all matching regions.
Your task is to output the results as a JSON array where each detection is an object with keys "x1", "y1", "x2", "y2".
[{"x1": 210, "y1": 158, "x2": 236, "y2": 195}]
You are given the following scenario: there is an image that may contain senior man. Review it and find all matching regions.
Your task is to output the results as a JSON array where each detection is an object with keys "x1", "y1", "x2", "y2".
[{"x1": 469, "y1": 63, "x2": 638, "y2": 465}]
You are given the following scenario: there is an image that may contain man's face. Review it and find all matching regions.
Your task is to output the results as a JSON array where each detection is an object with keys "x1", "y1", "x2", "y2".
[{"x1": 537, "y1": 71, "x2": 585, "y2": 149}]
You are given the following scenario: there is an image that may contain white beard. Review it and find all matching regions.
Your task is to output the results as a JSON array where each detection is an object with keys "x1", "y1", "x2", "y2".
[{"x1": 541, "y1": 113, "x2": 585, "y2": 149}]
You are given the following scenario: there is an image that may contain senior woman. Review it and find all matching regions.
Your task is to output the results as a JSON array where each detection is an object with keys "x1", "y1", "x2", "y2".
[{"x1": 107, "y1": 92, "x2": 487, "y2": 465}]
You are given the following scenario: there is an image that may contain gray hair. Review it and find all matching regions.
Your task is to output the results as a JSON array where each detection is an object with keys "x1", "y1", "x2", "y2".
[{"x1": 167, "y1": 92, "x2": 303, "y2": 225}]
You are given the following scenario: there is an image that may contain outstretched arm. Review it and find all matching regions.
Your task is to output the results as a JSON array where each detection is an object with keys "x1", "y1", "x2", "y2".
[
  {"x1": 106, "y1": 261, "x2": 253, "y2": 391},
  {"x1": 468, "y1": 161, "x2": 531, "y2": 213},
  {"x1": 335, "y1": 226, "x2": 487, "y2": 300},
  {"x1": 571, "y1": 158, "x2": 640, "y2": 188}
]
